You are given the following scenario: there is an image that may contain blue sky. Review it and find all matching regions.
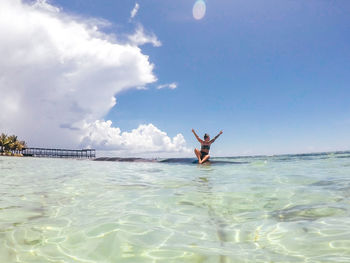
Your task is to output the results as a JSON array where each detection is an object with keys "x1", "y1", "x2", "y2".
[
  {"x1": 2, "y1": 0, "x2": 349, "y2": 156},
  {"x1": 49, "y1": 0, "x2": 350, "y2": 156}
]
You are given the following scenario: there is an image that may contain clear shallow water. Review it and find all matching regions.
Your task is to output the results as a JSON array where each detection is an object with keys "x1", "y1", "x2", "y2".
[{"x1": 1, "y1": 152, "x2": 350, "y2": 263}]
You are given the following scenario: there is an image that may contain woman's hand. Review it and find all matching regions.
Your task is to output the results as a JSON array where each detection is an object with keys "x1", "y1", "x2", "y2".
[{"x1": 219, "y1": 130, "x2": 223, "y2": 135}]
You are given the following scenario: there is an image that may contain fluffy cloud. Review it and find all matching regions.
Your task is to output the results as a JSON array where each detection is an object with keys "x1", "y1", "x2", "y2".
[
  {"x1": 0, "y1": 0, "x2": 188, "y2": 155},
  {"x1": 80, "y1": 120, "x2": 189, "y2": 154},
  {"x1": 128, "y1": 25, "x2": 162, "y2": 47}
]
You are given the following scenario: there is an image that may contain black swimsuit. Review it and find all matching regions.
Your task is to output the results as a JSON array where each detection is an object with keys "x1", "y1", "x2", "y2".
[{"x1": 200, "y1": 144, "x2": 210, "y2": 158}]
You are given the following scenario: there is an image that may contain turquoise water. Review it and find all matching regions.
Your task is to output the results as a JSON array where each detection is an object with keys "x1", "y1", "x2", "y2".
[{"x1": 1, "y1": 152, "x2": 350, "y2": 263}]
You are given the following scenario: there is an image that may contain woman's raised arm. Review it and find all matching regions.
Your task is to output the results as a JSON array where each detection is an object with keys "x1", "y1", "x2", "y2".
[
  {"x1": 210, "y1": 130, "x2": 223, "y2": 144},
  {"x1": 192, "y1": 129, "x2": 203, "y2": 143}
]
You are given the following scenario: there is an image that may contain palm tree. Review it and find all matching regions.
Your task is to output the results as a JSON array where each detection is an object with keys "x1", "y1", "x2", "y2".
[
  {"x1": 14, "y1": 140, "x2": 26, "y2": 154},
  {"x1": 0, "y1": 133, "x2": 10, "y2": 154},
  {"x1": 0, "y1": 134, "x2": 26, "y2": 155},
  {"x1": 8, "y1": 135, "x2": 18, "y2": 153}
]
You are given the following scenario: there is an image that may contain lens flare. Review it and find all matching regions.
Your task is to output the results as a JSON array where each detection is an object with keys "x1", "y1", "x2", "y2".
[{"x1": 193, "y1": 0, "x2": 206, "y2": 20}]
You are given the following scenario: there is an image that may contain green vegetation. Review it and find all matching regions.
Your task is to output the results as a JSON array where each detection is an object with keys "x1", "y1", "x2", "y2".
[{"x1": 0, "y1": 133, "x2": 27, "y2": 156}]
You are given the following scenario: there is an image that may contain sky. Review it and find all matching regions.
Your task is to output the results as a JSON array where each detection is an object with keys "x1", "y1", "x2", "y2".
[{"x1": 0, "y1": 0, "x2": 349, "y2": 157}]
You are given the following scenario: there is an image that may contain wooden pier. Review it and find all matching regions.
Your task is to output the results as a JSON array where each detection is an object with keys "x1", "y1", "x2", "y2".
[{"x1": 21, "y1": 148, "x2": 96, "y2": 159}]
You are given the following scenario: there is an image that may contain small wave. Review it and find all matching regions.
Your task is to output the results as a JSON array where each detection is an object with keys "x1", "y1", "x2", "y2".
[
  {"x1": 94, "y1": 157, "x2": 156, "y2": 162},
  {"x1": 92, "y1": 151, "x2": 350, "y2": 164},
  {"x1": 94, "y1": 157, "x2": 247, "y2": 165}
]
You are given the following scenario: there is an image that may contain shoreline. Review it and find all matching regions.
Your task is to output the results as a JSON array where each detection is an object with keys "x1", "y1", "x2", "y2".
[
  {"x1": 1, "y1": 150, "x2": 349, "y2": 162},
  {"x1": 0, "y1": 153, "x2": 23, "y2": 157}
]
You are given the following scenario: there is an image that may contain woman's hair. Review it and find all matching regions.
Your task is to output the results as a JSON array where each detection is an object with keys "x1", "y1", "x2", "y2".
[{"x1": 204, "y1": 133, "x2": 209, "y2": 139}]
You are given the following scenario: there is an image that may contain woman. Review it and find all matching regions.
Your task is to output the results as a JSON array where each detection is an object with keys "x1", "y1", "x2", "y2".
[{"x1": 192, "y1": 129, "x2": 223, "y2": 164}]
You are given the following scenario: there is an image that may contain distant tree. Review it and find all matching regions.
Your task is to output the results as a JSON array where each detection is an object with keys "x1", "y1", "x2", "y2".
[
  {"x1": 16, "y1": 140, "x2": 27, "y2": 151},
  {"x1": 0, "y1": 133, "x2": 26, "y2": 155},
  {"x1": 0, "y1": 133, "x2": 10, "y2": 153},
  {"x1": 7, "y1": 135, "x2": 18, "y2": 152}
]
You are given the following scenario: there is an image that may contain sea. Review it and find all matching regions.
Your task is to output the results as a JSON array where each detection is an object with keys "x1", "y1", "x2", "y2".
[{"x1": 1, "y1": 151, "x2": 350, "y2": 263}]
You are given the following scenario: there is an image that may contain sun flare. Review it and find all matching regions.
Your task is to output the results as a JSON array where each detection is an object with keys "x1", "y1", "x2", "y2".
[{"x1": 193, "y1": 0, "x2": 206, "y2": 20}]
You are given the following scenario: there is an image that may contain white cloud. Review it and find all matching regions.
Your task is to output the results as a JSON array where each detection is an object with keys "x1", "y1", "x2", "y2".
[
  {"x1": 32, "y1": 0, "x2": 60, "y2": 13},
  {"x1": 0, "y1": 0, "x2": 188, "y2": 155},
  {"x1": 130, "y1": 3, "x2": 139, "y2": 19},
  {"x1": 136, "y1": 86, "x2": 148, "y2": 90},
  {"x1": 157, "y1": 82, "x2": 177, "y2": 90},
  {"x1": 128, "y1": 25, "x2": 162, "y2": 47},
  {"x1": 80, "y1": 120, "x2": 190, "y2": 154}
]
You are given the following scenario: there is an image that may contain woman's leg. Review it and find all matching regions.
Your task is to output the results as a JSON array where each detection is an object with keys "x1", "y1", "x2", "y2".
[
  {"x1": 201, "y1": 154, "x2": 210, "y2": 164},
  {"x1": 194, "y1": 148, "x2": 202, "y2": 163}
]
